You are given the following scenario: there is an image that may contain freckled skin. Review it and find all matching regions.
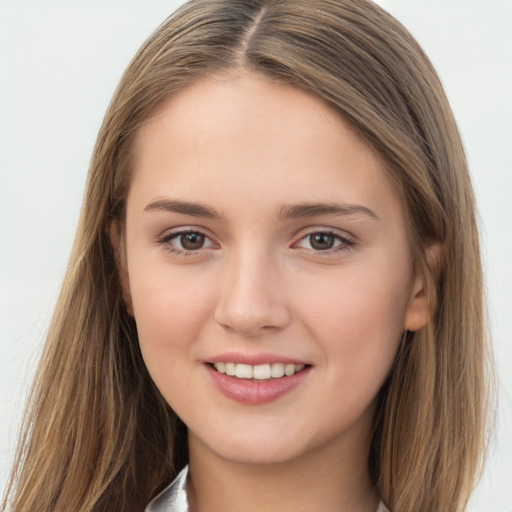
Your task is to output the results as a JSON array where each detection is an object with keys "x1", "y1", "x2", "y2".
[{"x1": 117, "y1": 73, "x2": 431, "y2": 511}]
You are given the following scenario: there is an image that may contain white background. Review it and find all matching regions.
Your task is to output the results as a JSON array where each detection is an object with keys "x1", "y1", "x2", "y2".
[{"x1": 0, "y1": 1, "x2": 510, "y2": 510}]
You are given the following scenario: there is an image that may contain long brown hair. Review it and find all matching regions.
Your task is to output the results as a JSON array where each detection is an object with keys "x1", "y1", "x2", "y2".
[{"x1": 3, "y1": 1, "x2": 491, "y2": 511}]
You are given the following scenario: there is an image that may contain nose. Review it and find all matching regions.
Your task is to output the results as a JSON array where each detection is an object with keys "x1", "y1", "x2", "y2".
[{"x1": 214, "y1": 250, "x2": 291, "y2": 336}]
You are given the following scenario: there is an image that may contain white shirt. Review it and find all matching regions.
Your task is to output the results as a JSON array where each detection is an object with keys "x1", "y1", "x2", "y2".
[{"x1": 145, "y1": 465, "x2": 390, "y2": 512}]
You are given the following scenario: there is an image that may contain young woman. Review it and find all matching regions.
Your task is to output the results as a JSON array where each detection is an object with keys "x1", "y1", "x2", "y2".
[{"x1": 3, "y1": 1, "x2": 491, "y2": 511}]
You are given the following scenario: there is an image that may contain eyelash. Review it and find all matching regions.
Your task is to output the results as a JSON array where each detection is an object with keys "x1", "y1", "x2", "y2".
[
  {"x1": 156, "y1": 228, "x2": 355, "y2": 257},
  {"x1": 294, "y1": 230, "x2": 355, "y2": 254},
  {"x1": 157, "y1": 229, "x2": 216, "y2": 257}
]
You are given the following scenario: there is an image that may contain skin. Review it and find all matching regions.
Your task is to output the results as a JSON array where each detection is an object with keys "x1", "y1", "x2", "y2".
[{"x1": 112, "y1": 72, "x2": 432, "y2": 512}]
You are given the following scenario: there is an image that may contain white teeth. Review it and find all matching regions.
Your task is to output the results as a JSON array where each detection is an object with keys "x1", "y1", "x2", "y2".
[
  {"x1": 213, "y1": 362, "x2": 306, "y2": 380},
  {"x1": 225, "y1": 362, "x2": 236, "y2": 376},
  {"x1": 213, "y1": 362, "x2": 225, "y2": 373},
  {"x1": 271, "y1": 363, "x2": 285, "y2": 378},
  {"x1": 253, "y1": 364, "x2": 271, "y2": 379},
  {"x1": 235, "y1": 364, "x2": 253, "y2": 379},
  {"x1": 284, "y1": 364, "x2": 295, "y2": 376}
]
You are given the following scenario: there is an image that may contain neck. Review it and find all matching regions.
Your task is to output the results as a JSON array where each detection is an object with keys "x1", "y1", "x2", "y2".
[{"x1": 187, "y1": 430, "x2": 378, "y2": 512}]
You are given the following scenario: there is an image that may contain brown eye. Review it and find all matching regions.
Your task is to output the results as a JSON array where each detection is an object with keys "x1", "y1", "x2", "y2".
[
  {"x1": 180, "y1": 232, "x2": 205, "y2": 250},
  {"x1": 159, "y1": 229, "x2": 215, "y2": 256},
  {"x1": 295, "y1": 230, "x2": 353, "y2": 253},
  {"x1": 309, "y1": 233, "x2": 335, "y2": 250}
]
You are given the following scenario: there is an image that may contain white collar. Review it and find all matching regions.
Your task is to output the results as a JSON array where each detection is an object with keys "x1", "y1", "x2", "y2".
[{"x1": 145, "y1": 465, "x2": 189, "y2": 512}]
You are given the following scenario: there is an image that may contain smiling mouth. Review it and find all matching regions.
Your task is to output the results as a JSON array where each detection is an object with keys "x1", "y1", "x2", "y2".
[{"x1": 210, "y1": 362, "x2": 308, "y2": 380}]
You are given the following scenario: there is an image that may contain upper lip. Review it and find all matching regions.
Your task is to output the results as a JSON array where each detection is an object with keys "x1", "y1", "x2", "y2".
[{"x1": 206, "y1": 352, "x2": 309, "y2": 366}]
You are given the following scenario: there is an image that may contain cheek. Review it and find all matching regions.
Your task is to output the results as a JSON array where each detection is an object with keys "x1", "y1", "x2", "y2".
[
  {"x1": 296, "y1": 254, "x2": 412, "y2": 381},
  {"x1": 129, "y1": 265, "x2": 215, "y2": 377}
]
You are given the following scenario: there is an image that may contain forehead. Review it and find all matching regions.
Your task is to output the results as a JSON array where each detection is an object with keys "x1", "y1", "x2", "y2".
[{"x1": 128, "y1": 73, "x2": 402, "y2": 223}]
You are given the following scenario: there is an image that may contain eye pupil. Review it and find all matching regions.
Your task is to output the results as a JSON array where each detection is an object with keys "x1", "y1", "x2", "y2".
[
  {"x1": 310, "y1": 233, "x2": 335, "y2": 250},
  {"x1": 180, "y1": 232, "x2": 205, "y2": 250}
]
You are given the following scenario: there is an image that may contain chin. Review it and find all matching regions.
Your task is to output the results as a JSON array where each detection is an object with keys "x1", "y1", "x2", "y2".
[
  {"x1": 189, "y1": 426, "x2": 308, "y2": 466},
  {"x1": 217, "y1": 445, "x2": 304, "y2": 466}
]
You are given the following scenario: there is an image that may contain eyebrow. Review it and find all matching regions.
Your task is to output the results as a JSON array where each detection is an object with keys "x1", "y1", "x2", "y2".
[
  {"x1": 278, "y1": 202, "x2": 379, "y2": 220},
  {"x1": 144, "y1": 199, "x2": 221, "y2": 218},
  {"x1": 144, "y1": 199, "x2": 379, "y2": 221}
]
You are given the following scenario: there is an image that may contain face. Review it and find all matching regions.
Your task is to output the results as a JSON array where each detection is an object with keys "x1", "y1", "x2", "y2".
[{"x1": 117, "y1": 73, "x2": 430, "y2": 467}]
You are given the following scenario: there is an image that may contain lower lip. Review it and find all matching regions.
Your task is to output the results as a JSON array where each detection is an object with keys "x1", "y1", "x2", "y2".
[{"x1": 206, "y1": 365, "x2": 311, "y2": 405}]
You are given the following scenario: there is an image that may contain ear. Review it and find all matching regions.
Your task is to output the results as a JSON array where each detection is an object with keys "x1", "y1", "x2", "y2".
[
  {"x1": 109, "y1": 220, "x2": 134, "y2": 317},
  {"x1": 404, "y1": 243, "x2": 443, "y2": 332}
]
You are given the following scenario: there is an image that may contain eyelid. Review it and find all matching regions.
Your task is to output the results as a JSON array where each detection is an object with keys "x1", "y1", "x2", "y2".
[
  {"x1": 292, "y1": 227, "x2": 356, "y2": 252},
  {"x1": 156, "y1": 226, "x2": 218, "y2": 255}
]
